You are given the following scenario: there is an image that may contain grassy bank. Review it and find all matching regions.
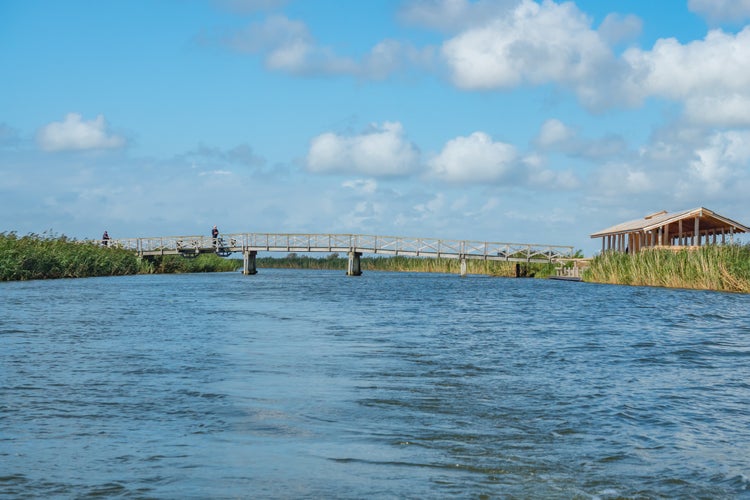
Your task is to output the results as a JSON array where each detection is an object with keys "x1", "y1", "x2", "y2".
[
  {"x1": 583, "y1": 245, "x2": 750, "y2": 293},
  {"x1": 0, "y1": 232, "x2": 140, "y2": 280},
  {"x1": 0, "y1": 233, "x2": 239, "y2": 281},
  {"x1": 257, "y1": 253, "x2": 557, "y2": 277}
]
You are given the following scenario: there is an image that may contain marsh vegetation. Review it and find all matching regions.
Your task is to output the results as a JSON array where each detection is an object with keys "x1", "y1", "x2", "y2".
[{"x1": 584, "y1": 245, "x2": 750, "y2": 293}]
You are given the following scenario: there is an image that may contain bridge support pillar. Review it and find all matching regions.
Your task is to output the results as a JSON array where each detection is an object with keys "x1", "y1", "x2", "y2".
[
  {"x1": 347, "y1": 251, "x2": 362, "y2": 276},
  {"x1": 243, "y1": 251, "x2": 258, "y2": 275},
  {"x1": 460, "y1": 256, "x2": 467, "y2": 277}
]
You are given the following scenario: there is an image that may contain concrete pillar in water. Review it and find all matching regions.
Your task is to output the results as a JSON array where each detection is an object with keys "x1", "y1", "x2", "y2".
[
  {"x1": 243, "y1": 250, "x2": 258, "y2": 275},
  {"x1": 460, "y1": 257, "x2": 467, "y2": 277},
  {"x1": 347, "y1": 251, "x2": 362, "y2": 276}
]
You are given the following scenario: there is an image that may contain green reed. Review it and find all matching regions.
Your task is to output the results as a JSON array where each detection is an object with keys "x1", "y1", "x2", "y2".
[
  {"x1": 0, "y1": 232, "x2": 139, "y2": 281},
  {"x1": 583, "y1": 244, "x2": 750, "y2": 293},
  {"x1": 0, "y1": 232, "x2": 240, "y2": 281}
]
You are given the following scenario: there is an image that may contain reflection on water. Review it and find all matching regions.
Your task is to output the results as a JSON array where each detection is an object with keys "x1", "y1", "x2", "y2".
[{"x1": 2, "y1": 270, "x2": 749, "y2": 498}]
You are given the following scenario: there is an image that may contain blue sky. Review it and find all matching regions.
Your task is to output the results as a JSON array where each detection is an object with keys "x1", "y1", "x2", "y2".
[{"x1": 3, "y1": 0, "x2": 750, "y2": 254}]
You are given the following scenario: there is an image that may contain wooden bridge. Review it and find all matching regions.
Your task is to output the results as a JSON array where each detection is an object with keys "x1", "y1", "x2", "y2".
[{"x1": 107, "y1": 233, "x2": 575, "y2": 276}]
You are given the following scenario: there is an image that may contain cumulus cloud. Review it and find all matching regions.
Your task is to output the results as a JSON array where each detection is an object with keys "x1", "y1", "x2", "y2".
[
  {"x1": 623, "y1": 28, "x2": 750, "y2": 100},
  {"x1": 683, "y1": 94, "x2": 750, "y2": 127},
  {"x1": 431, "y1": 1, "x2": 750, "y2": 121},
  {"x1": 440, "y1": 1, "x2": 615, "y2": 95},
  {"x1": 427, "y1": 131, "x2": 518, "y2": 183},
  {"x1": 688, "y1": 0, "x2": 750, "y2": 24},
  {"x1": 306, "y1": 122, "x2": 420, "y2": 176},
  {"x1": 621, "y1": 27, "x2": 750, "y2": 125},
  {"x1": 37, "y1": 113, "x2": 125, "y2": 152}
]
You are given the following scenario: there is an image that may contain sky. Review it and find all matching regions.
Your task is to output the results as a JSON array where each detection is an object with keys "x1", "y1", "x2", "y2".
[{"x1": 2, "y1": 0, "x2": 750, "y2": 255}]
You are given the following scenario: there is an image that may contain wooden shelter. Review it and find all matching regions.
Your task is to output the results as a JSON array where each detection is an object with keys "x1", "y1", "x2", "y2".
[{"x1": 591, "y1": 207, "x2": 749, "y2": 253}]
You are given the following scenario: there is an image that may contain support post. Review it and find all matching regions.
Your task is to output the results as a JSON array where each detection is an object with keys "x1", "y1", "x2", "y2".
[
  {"x1": 347, "y1": 251, "x2": 362, "y2": 276},
  {"x1": 243, "y1": 250, "x2": 258, "y2": 275},
  {"x1": 460, "y1": 256, "x2": 467, "y2": 277},
  {"x1": 694, "y1": 216, "x2": 700, "y2": 246}
]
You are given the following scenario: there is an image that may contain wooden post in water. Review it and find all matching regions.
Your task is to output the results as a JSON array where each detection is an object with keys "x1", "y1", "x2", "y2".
[
  {"x1": 243, "y1": 251, "x2": 258, "y2": 275},
  {"x1": 347, "y1": 251, "x2": 362, "y2": 276}
]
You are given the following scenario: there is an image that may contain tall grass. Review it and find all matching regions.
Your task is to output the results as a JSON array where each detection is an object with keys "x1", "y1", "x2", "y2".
[
  {"x1": 584, "y1": 245, "x2": 750, "y2": 293},
  {"x1": 0, "y1": 232, "x2": 139, "y2": 280},
  {"x1": 0, "y1": 232, "x2": 240, "y2": 281}
]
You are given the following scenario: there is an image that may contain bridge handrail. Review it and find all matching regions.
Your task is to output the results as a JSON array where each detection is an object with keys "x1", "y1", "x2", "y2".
[{"x1": 107, "y1": 232, "x2": 574, "y2": 261}]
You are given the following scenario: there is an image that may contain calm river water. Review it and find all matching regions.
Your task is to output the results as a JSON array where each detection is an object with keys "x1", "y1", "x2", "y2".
[{"x1": 2, "y1": 270, "x2": 749, "y2": 498}]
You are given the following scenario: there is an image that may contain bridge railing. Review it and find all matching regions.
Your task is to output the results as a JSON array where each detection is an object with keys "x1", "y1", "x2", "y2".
[{"x1": 108, "y1": 233, "x2": 575, "y2": 262}]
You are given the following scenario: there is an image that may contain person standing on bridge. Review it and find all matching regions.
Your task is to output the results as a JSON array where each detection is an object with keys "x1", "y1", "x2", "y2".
[{"x1": 211, "y1": 225, "x2": 219, "y2": 248}]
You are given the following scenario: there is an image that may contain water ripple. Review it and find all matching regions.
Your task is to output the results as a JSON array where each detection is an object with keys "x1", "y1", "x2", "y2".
[{"x1": 1, "y1": 271, "x2": 749, "y2": 498}]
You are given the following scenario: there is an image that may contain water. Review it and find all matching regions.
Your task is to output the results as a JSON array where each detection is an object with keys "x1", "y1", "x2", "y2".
[{"x1": 2, "y1": 270, "x2": 749, "y2": 498}]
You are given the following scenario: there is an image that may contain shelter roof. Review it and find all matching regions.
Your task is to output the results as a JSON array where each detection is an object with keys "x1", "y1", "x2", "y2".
[{"x1": 590, "y1": 207, "x2": 750, "y2": 238}]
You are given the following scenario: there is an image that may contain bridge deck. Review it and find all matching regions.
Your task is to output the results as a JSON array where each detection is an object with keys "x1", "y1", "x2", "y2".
[{"x1": 108, "y1": 233, "x2": 574, "y2": 263}]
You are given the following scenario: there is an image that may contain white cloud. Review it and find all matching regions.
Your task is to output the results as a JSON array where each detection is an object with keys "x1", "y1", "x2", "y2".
[
  {"x1": 37, "y1": 113, "x2": 125, "y2": 152},
  {"x1": 427, "y1": 131, "x2": 517, "y2": 183},
  {"x1": 432, "y1": 2, "x2": 750, "y2": 121},
  {"x1": 306, "y1": 122, "x2": 420, "y2": 177},
  {"x1": 536, "y1": 118, "x2": 575, "y2": 148},
  {"x1": 688, "y1": 0, "x2": 750, "y2": 24},
  {"x1": 622, "y1": 27, "x2": 750, "y2": 125},
  {"x1": 440, "y1": 0, "x2": 614, "y2": 95},
  {"x1": 684, "y1": 94, "x2": 750, "y2": 127}
]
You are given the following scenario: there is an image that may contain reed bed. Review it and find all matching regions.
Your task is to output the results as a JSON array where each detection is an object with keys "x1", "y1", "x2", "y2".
[
  {"x1": 0, "y1": 232, "x2": 139, "y2": 281},
  {"x1": 0, "y1": 232, "x2": 239, "y2": 281},
  {"x1": 584, "y1": 245, "x2": 750, "y2": 293}
]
